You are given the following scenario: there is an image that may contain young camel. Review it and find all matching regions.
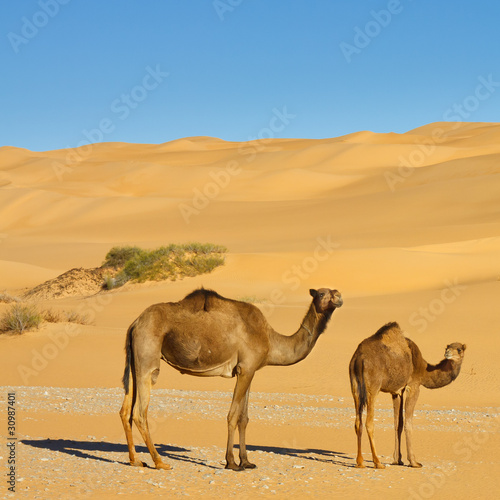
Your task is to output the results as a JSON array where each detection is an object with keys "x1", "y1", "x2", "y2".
[
  {"x1": 120, "y1": 287, "x2": 343, "y2": 471},
  {"x1": 349, "y1": 322, "x2": 466, "y2": 469}
]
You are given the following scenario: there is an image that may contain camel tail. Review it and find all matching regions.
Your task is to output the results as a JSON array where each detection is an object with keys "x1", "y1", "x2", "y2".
[
  {"x1": 350, "y1": 356, "x2": 367, "y2": 413},
  {"x1": 357, "y1": 360, "x2": 367, "y2": 412},
  {"x1": 122, "y1": 321, "x2": 136, "y2": 394}
]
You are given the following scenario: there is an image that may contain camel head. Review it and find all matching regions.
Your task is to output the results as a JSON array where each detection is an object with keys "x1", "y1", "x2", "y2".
[
  {"x1": 444, "y1": 343, "x2": 466, "y2": 363},
  {"x1": 309, "y1": 288, "x2": 343, "y2": 314}
]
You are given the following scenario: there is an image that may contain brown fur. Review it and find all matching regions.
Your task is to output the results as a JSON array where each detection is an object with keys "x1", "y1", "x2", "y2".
[
  {"x1": 349, "y1": 322, "x2": 466, "y2": 469},
  {"x1": 120, "y1": 287, "x2": 343, "y2": 471}
]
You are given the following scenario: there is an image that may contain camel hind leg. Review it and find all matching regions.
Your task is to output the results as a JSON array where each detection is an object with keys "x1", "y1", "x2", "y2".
[
  {"x1": 120, "y1": 321, "x2": 146, "y2": 467},
  {"x1": 391, "y1": 392, "x2": 404, "y2": 465},
  {"x1": 350, "y1": 358, "x2": 366, "y2": 468},
  {"x1": 404, "y1": 384, "x2": 422, "y2": 468},
  {"x1": 365, "y1": 392, "x2": 385, "y2": 469},
  {"x1": 354, "y1": 395, "x2": 364, "y2": 468},
  {"x1": 132, "y1": 368, "x2": 171, "y2": 470},
  {"x1": 119, "y1": 368, "x2": 146, "y2": 467},
  {"x1": 122, "y1": 318, "x2": 171, "y2": 470}
]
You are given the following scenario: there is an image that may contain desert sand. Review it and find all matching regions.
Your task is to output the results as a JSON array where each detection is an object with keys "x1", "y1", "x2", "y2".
[{"x1": 0, "y1": 121, "x2": 499, "y2": 499}]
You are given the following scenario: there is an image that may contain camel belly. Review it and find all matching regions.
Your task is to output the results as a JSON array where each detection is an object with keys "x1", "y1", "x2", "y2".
[
  {"x1": 164, "y1": 356, "x2": 238, "y2": 378},
  {"x1": 161, "y1": 325, "x2": 240, "y2": 378}
]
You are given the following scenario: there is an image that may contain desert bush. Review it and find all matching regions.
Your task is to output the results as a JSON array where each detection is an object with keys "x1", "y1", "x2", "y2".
[
  {"x1": 183, "y1": 242, "x2": 228, "y2": 255},
  {"x1": 102, "y1": 274, "x2": 116, "y2": 290},
  {"x1": 101, "y1": 274, "x2": 124, "y2": 290},
  {"x1": 104, "y1": 243, "x2": 227, "y2": 287},
  {"x1": 102, "y1": 246, "x2": 142, "y2": 269},
  {"x1": 42, "y1": 308, "x2": 90, "y2": 325},
  {"x1": 0, "y1": 292, "x2": 21, "y2": 304},
  {"x1": 64, "y1": 310, "x2": 90, "y2": 325},
  {"x1": 0, "y1": 303, "x2": 42, "y2": 334},
  {"x1": 0, "y1": 305, "x2": 92, "y2": 334},
  {"x1": 182, "y1": 254, "x2": 226, "y2": 275},
  {"x1": 41, "y1": 308, "x2": 63, "y2": 323}
]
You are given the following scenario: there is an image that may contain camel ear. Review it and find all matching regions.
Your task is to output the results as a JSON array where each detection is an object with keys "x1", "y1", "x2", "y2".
[
  {"x1": 309, "y1": 289, "x2": 318, "y2": 298},
  {"x1": 462, "y1": 344, "x2": 467, "y2": 351}
]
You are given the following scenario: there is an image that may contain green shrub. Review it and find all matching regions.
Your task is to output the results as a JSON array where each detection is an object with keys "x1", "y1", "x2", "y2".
[
  {"x1": 102, "y1": 246, "x2": 142, "y2": 269},
  {"x1": 104, "y1": 243, "x2": 227, "y2": 287},
  {"x1": 0, "y1": 304, "x2": 42, "y2": 334}
]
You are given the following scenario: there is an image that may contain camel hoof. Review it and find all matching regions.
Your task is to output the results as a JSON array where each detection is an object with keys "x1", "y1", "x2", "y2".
[
  {"x1": 392, "y1": 460, "x2": 404, "y2": 466},
  {"x1": 130, "y1": 460, "x2": 147, "y2": 468},
  {"x1": 355, "y1": 463, "x2": 365, "y2": 468},
  {"x1": 410, "y1": 462, "x2": 423, "y2": 468},
  {"x1": 155, "y1": 462, "x2": 172, "y2": 470},
  {"x1": 374, "y1": 463, "x2": 386, "y2": 470},
  {"x1": 240, "y1": 461, "x2": 257, "y2": 469},
  {"x1": 225, "y1": 463, "x2": 245, "y2": 472}
]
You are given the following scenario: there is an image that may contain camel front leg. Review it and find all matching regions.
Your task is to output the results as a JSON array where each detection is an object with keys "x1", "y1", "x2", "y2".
[
  {"x1": 238, "y1": 385, "x2": 256, "y2": 469},
  {"x1": 391, "y1": 392, "x2": 404, "y2": 465},
  {"x1": 404, "y1": 385, "x2": 422, "y2": 468},
  {"x1": 225, "y1": 369, "x2": 254, "y2": 471},
  {"x1": 366, "y1": 393, "x2": 385, "y2": 469}
]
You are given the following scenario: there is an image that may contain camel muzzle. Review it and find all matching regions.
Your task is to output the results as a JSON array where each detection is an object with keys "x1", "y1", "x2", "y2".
[{"x1": 333, "y1": 294, "x2": 343, "y2": 308}]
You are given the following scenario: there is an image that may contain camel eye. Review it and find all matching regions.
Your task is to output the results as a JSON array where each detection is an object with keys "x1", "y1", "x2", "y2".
[
  {"x1": 458, "y1": 348, "x2": 462, "y2": 353},
  {"x1": 319, "y1": 293, "x2": 324, "y2": 298}
]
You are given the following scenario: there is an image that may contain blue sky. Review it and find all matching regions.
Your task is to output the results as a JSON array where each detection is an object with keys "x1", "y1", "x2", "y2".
[{"x1": 1, "y1": 0, "x2": 499, "y2": 151}]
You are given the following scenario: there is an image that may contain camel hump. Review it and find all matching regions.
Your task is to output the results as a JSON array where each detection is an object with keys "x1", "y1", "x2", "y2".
[
  {"x1": 181, "y1": 288, "x2": 228, "y2": 312},
  {"x1": 371, "y1": 321, "x2": 409, "y2": 354},
  {"x1": 374, "y1": 321, "x2": 402, "y2": 337}
]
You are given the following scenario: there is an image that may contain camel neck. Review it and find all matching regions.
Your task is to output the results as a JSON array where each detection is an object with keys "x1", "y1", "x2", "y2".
[
  {"x1": 266, "y1": 303, "x2": 332, "y2": 367},
  {"x1": 422, "y1": 358, "x2": 462, "y2": 389}
]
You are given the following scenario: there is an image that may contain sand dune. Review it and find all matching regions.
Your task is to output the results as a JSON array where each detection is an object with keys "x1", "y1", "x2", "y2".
[{"x1": 0, "y1": 122, "x2": 499, "y2": 498}]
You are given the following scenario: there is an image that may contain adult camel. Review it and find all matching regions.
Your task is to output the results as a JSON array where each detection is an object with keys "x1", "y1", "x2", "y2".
[{"x1": 120, "y1": 287, "x2": 343, "y2": 471}]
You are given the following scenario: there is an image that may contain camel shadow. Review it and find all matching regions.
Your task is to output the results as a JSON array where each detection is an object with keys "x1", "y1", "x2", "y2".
[
  {"x1": 240, "y1": 444, "x2": 356, "y2": 468},
  {"x1": 22, "y1": 439, "x2": 357, "y2": 470},
  {"x1": 21, "y1": 439, "x2": 219, "y2": 469}
]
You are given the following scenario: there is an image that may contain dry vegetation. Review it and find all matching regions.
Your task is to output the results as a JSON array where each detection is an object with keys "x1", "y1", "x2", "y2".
[
  {"x1": 0, "y1": 292, "x2": 22, "y2": 304},
  {"x1": 0, "y1": 302, "x2": 90, "y2": 335}
]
